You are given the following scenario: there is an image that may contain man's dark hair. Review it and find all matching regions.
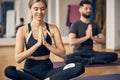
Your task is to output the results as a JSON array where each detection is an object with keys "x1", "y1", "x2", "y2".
[
  {"x1": 20, "y1": 18, "x2": 24, "y2": 23},
  {"x1": 79, "y1": 0, "x2": 92, "y2": 7}
]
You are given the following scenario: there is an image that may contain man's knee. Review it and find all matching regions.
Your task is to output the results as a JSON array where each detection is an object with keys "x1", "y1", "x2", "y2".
[
  {"x1": 104, "y1": 52, "x2": 118, "y2": 63},
  {"x1": 111, "y1": 53, "x2": 118, "y2": 61}
]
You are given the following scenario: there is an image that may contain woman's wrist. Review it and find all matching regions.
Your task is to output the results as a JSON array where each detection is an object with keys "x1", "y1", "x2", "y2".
[
  {"x1": 36, "y1": 42, "x2": 42, "y2": 47},
  {"x1": 44, "y1": 43, "x2": 50, "y2": 48}
]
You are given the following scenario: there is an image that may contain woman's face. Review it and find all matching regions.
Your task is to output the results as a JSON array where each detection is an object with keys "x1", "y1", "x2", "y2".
[{"x1": 30, "y1": 1, "x2": 47, "y2": 21}]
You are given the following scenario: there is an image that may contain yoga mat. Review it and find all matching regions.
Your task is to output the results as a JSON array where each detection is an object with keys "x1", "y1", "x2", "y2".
[
  {"x1": 7, "y1": 74, "x2": 120, "y2": 80},
  {"x1": 73, "y1": 74, "x2": 120, "y2": 80},
  {"x1": 53, "y1": 58, "x2": 120, "y2": 68}
]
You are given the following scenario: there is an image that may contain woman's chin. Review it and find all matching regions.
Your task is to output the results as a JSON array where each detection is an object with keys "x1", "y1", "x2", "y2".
[{"x1": 36, "y1": 18, "x2": 43, "y2": 21}]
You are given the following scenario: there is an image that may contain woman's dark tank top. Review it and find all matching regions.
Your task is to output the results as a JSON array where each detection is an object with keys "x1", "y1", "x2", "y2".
[{"x1": 25, "y1": 23, "x2": 52, "y2": 56}]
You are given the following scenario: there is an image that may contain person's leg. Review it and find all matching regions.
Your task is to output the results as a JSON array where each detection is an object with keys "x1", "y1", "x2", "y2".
[
  {"x1": 90, "y1": 51, "x2": 118, "y2": 64},
  {"x1": 64, "y1": 51, "x2": 93, "y2": 65},
  {"x1": 4, "y1": 66, "x2": 39, "y2": 80},
  {"x1": 45, "y1": 62, "x2": 85, "y2": 80}
]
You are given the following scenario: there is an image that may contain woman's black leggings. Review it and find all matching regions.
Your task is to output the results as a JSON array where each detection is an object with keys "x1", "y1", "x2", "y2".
[
  {"x1": 64, "y1": 50, "x2": 118, "y2": 65},
  {"x1": 4, "y1": 62, "x2": 85, "y2": 80}
]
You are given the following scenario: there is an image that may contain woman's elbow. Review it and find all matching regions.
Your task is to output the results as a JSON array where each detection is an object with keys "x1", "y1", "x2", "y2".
[
  {"x1": 61, "y1": 48, "x2": 66, "y2": 55},
  {"x1": 16, "y1": 59, "x2": 21, "y2": 64},
  {"x1": 63, "y1": 49, "x2": 66, "y2": 55},
  {"x1": 60, "y1": 49, "x2": 66, "y2": 59},
  {"x1": 15, "y1": 57, "x2": 22, "y2": 64}
]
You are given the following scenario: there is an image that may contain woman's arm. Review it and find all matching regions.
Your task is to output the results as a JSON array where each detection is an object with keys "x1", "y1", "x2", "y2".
[
  {"x1": 43, "y1": 24, "x2": 66, "y2": 59},
  {"x1": 15, "y1": 27, "x2": 41, "y2": 63}
]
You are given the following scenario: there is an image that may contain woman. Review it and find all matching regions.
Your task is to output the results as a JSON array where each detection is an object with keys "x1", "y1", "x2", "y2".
[{"x1": 4, "y1": 0, "x2": 85, "y2": 80}]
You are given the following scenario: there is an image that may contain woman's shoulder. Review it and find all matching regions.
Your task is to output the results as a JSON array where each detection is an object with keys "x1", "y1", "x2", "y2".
[
  {"x1": 47, "y1": 23, "x2": 60, "y2": 36},
  {"x1": 47, "y1": 23, "x2": 59, "y2": 31},
  {"x1": 17, "y1": 24, "x2": 28, "y2": 33},
  {"x1": 48, "y1": 23, "x2": 57, "y2": 28},
  {"x1": 48, "y1": 23, "x2": 60, "y2": 30}
]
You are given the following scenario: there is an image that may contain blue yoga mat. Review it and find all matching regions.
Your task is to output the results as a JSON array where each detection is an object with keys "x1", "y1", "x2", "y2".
[
  {"x1": 7, "y1": 73, "x2": 120, "y2": 80},
  {"x1": 73, "y1": 74, "x2": 120, "y2": 80}
]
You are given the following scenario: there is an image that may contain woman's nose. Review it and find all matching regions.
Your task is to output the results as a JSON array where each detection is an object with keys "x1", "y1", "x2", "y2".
[{"x1": 38, "y1": 9, "x2": 42, "y2": 13}]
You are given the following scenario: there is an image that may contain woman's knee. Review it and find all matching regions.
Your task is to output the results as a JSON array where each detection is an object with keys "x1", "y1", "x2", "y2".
[
  {"x1": 45, "y1": 77, "x2": 50, "y2": 80},
  {"x1": 4, "y1": 66, "x2": 16, "y2": 77},
  {"x1": 75, "y1": 62, "x2": 85, "y2": 74},
  {"x1": 63, "y1": 62, "x2": 85, "y2": 77}
]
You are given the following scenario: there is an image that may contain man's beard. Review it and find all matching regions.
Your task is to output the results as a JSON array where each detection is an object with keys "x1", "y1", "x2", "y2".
[{"x1": 82, "y1": 13, "x2": 91, "y2": 19}]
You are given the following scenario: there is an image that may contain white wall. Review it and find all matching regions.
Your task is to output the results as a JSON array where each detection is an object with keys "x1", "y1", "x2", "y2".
[
  {"x1": 48, "y1": 0, "x2": 56, "y2": 24},
  {"x1": 115, "y1": 0, "x2": 120, "y2": 49},
  {"x1": 0, "y1": 10, "x2": 16, "y2": 46},
  {"x1": 15, "y1": 0, "x2": 30, "y2": 26},
  {"x1": 106, "y1": 0, "x2": 120, "y2": 49},
  {"x1": 106, "y1": 0, "x2": 115, "y2": 49},
  {"x1": 6, "y1": 10, "x2": 15, "y2": 37},
  {"x1": 59, "y1": 0, "x2": 80, "y2": 36}
]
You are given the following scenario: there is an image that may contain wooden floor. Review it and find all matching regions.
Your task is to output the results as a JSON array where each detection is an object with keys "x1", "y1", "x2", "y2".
[{"x1": 0, "y1": 44, "x2": 120, "y2": 80}]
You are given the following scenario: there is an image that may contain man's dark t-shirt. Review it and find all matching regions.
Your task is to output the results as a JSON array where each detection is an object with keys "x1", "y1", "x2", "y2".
[{"x1": 69, "y1": 20, "x2": 101, "y2": 52}]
